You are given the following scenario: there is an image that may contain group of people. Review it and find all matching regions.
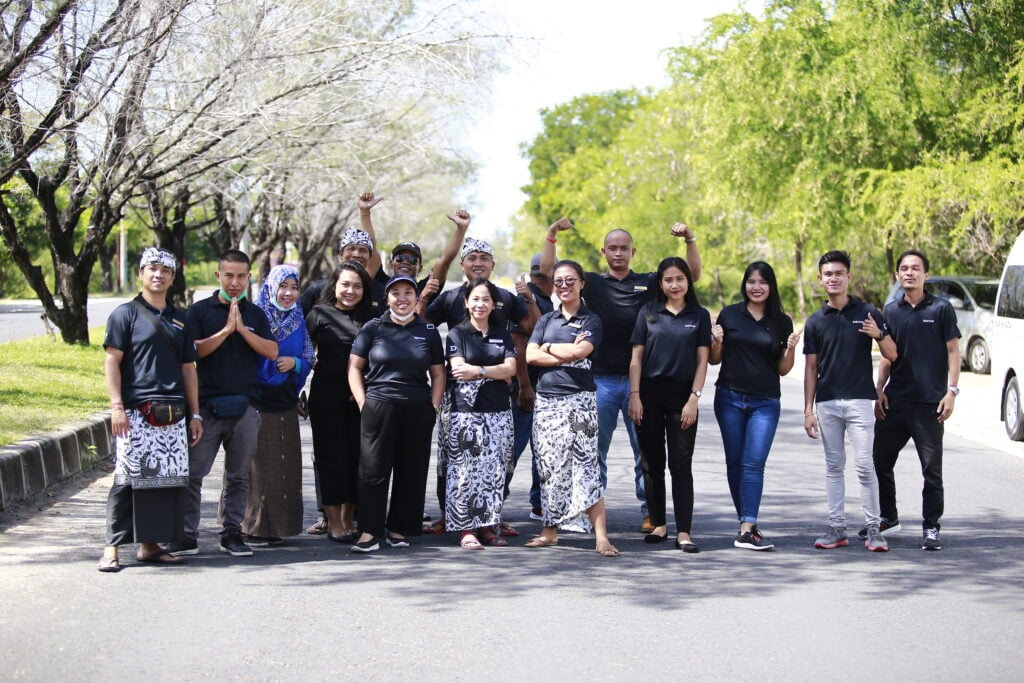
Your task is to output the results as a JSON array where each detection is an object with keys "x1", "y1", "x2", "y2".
[{"x1": 98, "y1": 194, "x2": 959, "y2": 571}]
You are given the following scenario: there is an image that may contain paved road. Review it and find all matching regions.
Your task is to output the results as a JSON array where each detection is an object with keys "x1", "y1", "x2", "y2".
[
  {"x1": 1, "y1": 364, "x2": 1021, "y2": 681},
  {"x1": 0, "y1": 296, "x2": 133, "y2": 343}
]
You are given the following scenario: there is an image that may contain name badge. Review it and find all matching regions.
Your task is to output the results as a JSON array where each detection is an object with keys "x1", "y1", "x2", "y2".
[
  {"x1": 568, "y1": 321, "x2": 583, "y2": 329},
  {"x1": 171, "y1": 319, "x2": 185, "y2": 329},
  {"x1": 634, "y1": 286, "x2": 648, "y2": 292}
]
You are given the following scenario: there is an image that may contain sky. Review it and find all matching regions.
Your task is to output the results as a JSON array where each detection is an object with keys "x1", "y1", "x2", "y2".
[{"x1": 458, "y1": 0, "x2": 756, "y2": 239}]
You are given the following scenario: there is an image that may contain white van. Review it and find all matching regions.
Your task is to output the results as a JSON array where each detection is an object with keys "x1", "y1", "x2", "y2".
[{"x1": 993, "y1": 230, "x2": 1024, "y2": 440}]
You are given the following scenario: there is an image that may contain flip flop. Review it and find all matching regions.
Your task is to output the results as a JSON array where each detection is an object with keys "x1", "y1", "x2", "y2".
[
  {"x1": 307, "y1": 519, "x2": 329, "y2": 535},
  {"x1": 479, "y1": 530, "x2": 508, "y2": 547},
  {"x1": 524, "y1": 536, "x2": 558, "y2": 548},
  {"x1": 498, "y1": 522, "x2": 520, "y2": 537},
  {"x1": 136, "y1": 549, "x2": 182, "y2": 565},
  {"x1": 97, "y1": 555, "x2": 121, "y2": 573},
  {"x1": 460, "y1": 533, "x2": 484, "y2": 550},
  {"x1": 422, "y1": 520, "x2": 447, "y2": 535}
]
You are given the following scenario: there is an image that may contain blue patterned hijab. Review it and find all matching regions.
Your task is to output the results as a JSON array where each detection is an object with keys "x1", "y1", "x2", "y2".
[{"x1": 256, "y1": 264, "x2": 305, "y2": 341}]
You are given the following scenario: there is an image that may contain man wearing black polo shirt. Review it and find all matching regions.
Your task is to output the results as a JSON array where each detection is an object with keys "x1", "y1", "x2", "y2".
[
  {"x1": 869, "y1": 250, "x2": 961, "y2": 551},
  {"x1": 97, "y1": 248, "x2": 203, "y2": 572},
  {"x1": 541, "y1": 217, "x2": 702, "y2": 531},
  {"x1": 169, "y1": 250, "x2": 278, "y2": 558},
  {"x1": 803, "y1": 250, "x2": 897, "y2": 552}
]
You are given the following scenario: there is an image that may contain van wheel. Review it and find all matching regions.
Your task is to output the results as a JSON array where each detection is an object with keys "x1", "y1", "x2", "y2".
[
  {"x1": 1004, "y1": 377, "x2": 1024, "y2": 441},
  {"x1": 968, "y1": 338, "x2": 990, "y2": 374}
]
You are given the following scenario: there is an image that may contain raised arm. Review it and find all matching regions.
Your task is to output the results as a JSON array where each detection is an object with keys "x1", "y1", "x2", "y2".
[
  {"x1": 428, "y1": 210, "x2": 472, "y2": 284},
  {"x1": 669, "y1": 222, "x2": 702, "y2": 282},
  {"x1": 358, "y1": 191, "x2": 384, "y2": 278},
  {"x1": 541, "y1": 217, "x2": 573, "y2": 278}
]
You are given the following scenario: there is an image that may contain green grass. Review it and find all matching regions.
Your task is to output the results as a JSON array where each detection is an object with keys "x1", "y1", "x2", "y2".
[{"x1": 0, "y1": 327, "x2": 108, "y2": 446}]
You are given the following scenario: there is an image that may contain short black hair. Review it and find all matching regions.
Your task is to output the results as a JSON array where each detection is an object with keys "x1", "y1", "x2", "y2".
[
  {"x1": 818, "y1": 250, "x2": 851, "y2": 272},
  {"x1": 219, "y1": 249, "x2": 250, "y2": 267},
  {"x1": 896, "y1": 249, "x2": 930, "y2": 273}
]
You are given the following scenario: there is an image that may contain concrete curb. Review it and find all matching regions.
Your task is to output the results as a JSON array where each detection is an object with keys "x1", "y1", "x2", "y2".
[{"x1": 0, "y1": 411, "x2": 113, "y2": 510}]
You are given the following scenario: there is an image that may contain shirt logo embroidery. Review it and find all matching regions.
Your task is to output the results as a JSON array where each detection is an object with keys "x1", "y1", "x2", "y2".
[
  {"x1": 634, "y1": 286, "x2": 648, "y2": 292},
  {"x1": 426, "y1": 324, "x2": 436, "y2": 330},
  {"x1": 449, "y1": 345, "x2": 458, "y2": 354}
]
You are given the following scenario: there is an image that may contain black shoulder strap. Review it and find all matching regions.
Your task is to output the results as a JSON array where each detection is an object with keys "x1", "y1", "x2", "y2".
[{"x1": 132, "y1": 299, "x2": 182, "y2": 362}]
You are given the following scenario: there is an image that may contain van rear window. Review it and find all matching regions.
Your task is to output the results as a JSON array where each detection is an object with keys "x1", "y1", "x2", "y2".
[{"x1": 998, "y1": 265, "x2": 1024, "y2": 319}]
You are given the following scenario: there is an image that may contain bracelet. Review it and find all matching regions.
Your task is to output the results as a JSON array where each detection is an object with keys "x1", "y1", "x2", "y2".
[
  {"x1": 804, "y1": 413, "x2": 815, "y2": 417},
  {"x1": 546, "y1": 236, "x2": 557, "y2": 244},
  {"x1": 191, "y1": 414, "x2": 203, "y2": 421},
  {"x1": 524, "y1": 297, "x2": 536, "y2": 304},
  {"x1": 629, "y1": 390, "x2": 639, "y2": 395},
  {"x1": 685, "y1": 236, "x2": 697, "y2": 244}
]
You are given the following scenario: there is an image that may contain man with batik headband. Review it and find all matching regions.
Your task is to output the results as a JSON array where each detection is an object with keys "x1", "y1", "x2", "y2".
[
  {"x1": 424, "y1": 236, "x2": 540, "y2": 533},
  {"x1": 300, "y1": 226, "x2": 386, "y2": 314},
  {"x1": 97, "y1": 248, "x2": 203, "y2": 572}
]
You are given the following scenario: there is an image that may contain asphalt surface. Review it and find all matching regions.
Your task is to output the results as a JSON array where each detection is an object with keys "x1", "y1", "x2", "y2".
[{"x1": 1, "y1": 362, "x2": 1021, "y2": 681}]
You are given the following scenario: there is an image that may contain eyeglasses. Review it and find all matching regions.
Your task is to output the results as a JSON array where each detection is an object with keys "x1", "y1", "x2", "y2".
[
  {"x1": 393, "y1": 253, "x2": 419, "y2": 265},
  {"x1": 552, "y1": 277, "x2": 578, "y2": 288}
]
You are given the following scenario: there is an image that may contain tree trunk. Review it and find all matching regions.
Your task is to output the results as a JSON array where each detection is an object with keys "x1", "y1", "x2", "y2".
[{"x1": 794, "y1": 238, "x2": 806, "y2": 320}]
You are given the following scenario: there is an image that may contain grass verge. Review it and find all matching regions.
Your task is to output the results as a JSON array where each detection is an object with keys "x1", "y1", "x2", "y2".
[{"x1": 0, "y1": 327, "x2": 108, "y2": 446}]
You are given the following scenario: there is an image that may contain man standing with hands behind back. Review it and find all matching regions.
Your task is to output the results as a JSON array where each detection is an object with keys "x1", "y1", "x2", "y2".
[
  {"x1": 541, "y1": 217, "x2": 701, "y2": 532},
  {"x1": 869, "y1": 250, "x2": 960, "y2": 551},
  {"x1": 803, "y1": 250, "x2": 897, "y2": 553},
  {"x1": 169, "y1": 250, "x2": 278, "y2": 559}
]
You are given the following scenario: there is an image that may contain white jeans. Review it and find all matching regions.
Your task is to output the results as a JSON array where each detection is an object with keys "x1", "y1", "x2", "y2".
[{"x1": 815, "y1": 399, "x2": 881, "y2": 528}]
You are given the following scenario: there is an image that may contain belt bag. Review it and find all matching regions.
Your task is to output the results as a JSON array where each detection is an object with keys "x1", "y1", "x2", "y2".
[
  {"x1": 139, "y1": 401, "x2": 186, "y2": 426},
  {"x1": 206, "y1": 395, "x2": 250, "y2": 419}
]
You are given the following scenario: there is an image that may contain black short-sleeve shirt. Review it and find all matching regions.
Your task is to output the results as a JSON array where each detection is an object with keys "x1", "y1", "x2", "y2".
[
  {"x1": 715, "y1": 302, "x2": 794, "y2": 398},
  {"x1": 528, "y1": 306, "x2": 603, "y2": 396},
  {"x1": 446, "y1": 322, "x2": 516, "y2": 412},
  {"x1": 511, "y1": 282, "x2": 554, "y2": 388},
  {"x1": 185, "y1": 293, "x2": 275, "y2": 404},
  {"x1": 426, "y1": 282, "x2": 530, "y2": 332},
  {"x1": 306, "y1": 304, "x2": 364, "y2": 398},
  {"x1": 582, "y1": 270, "x2": 657, "y2": 376},
  {"x1": 882, "y1": 292, "x2": 961, "y2": 403},
  {"x1": 803, "y1": 296, "x2": 889, "y2": 402},
  {"x1": 630, "y1": 302, "x2": 712, "y2": 383},
  {"x1": 350, "y1": 313, "x2": 444, "y2": 404},
  {"x1": 103, "y1": 296, "x2": 197, "y2": 407}
]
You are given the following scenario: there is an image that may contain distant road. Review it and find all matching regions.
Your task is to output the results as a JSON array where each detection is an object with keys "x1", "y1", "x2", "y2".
[{"x1": 0, "y1": 288, "x2": 218, "y2": 343}]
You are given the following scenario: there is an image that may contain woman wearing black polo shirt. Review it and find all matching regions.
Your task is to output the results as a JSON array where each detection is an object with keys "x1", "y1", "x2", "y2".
[
  {"x1": 306, "y1": 261, "x2": 374, "y2": 543},
  {"x1": 443, "y1": 278, "x2": 517, "y2": 549},
  {"x1": 710, "y1": 261, "x2": 800, "y2": 551},
  {"x1": 525, "y1": 260, "x2": 619, "y2": 557},
  {"x1": 349, "y1": 274, "x2": 445, "y2": 553},
  {"x1": 628, "y1": 257, "x2": 710, "y2": 553}
]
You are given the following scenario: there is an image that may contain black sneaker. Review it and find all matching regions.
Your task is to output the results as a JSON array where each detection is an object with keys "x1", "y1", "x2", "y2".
[
  {"x1": 858, "y1": 518, "x2": 901, "y2": 538},
  {"x1": 166, "y1": 538, "x2": 198, "y2": 556},
  {"x1": 734, "y1": 527, "x2": 774, "y2": 551},
  {"x1": 351, "y1": 538, "x2": 380, "y2": 553},
  {"x1": 922, "y1": 527, "x2": 942, "y2": 551},
  {"x1": 386, "y1": 536, "x2": 410, "y2": 548},
  {"x1": 219, "y1": 534, "x2": 254, "y2": 557}
]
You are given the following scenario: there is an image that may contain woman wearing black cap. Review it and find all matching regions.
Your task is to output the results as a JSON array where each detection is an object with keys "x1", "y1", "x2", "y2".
[
  {"x1": 628, "y1": 257, "x2": 710, "y2": 552},
  {"x1": 348, "y1": 274, "x2": 445, "y2": 553},
  {"x1": 525, "y1": 260, "x2": 619, "y2": 557},
  {"x1": 305, "y1": 261, "x2": 375, "y2": 543}
]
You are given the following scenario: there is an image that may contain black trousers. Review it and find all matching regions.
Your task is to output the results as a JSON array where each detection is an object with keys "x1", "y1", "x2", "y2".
[
  {"x1": 357, "y1": 398, "x2": 436, "y2": 538},
  {"x1": 638, "y1": 378, "x2": 697, "y2": 532},
  {"x1": 872, "y1": 399, "x2": 945, "y2": 530},
  {"x1": 310, "y1": 397, "x2": 361, "y2": 506}
]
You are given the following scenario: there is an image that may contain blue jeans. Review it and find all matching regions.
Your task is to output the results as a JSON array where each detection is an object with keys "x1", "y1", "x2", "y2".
[
  {"x1": 595, "y1": 374, "x2": 646, "y2": 516},
  {"x1": 713, "y1": 387, "x2": 780, "y2": 524},
  {"x1": 508, "y1": 402, "x2": 541, "y2": 509}
]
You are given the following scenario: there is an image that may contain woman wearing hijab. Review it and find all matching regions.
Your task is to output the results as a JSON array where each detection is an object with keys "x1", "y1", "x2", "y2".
[{"x1": 242, "y1": 264, "x2": 314, "y2": 546}]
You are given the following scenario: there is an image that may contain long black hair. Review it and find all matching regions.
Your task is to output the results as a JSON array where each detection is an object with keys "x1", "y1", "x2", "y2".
[
  {"x1": 462, "y1": 277, "x2": 503, "y2": 329},
  {"x1": 655, "y1": 256, "x2": 699, "y2": 308},
  {"x1": 318, "y1": 260, "x2": 374, "y2": 323},
  {"x1": 742, "y1": 261, "x2": 789, "y2": 357}
]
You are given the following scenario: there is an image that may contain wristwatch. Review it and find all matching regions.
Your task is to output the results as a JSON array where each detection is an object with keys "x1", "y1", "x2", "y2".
[
  {"x1": 691, "y1": 390, "x2": 702, "y2": 398},
  {"x1": 947, "y1": 385, "x2": 960, "y2": 396},
  {"x1": 478, "y1": 366, "x2": 487, "y2": 377},
  {"x1": 191, "y1": 414, "x2": 203, "y2": 421}
]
